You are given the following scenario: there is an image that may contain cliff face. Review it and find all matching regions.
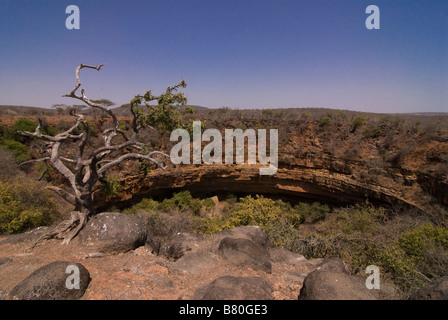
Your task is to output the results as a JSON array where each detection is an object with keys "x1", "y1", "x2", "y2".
[
  {"x1": 95, "y1": 114, "x2": 448, "y2": 213},
  {"x1": 98, "y1": 162, "x2": 427, "y2": 213}
]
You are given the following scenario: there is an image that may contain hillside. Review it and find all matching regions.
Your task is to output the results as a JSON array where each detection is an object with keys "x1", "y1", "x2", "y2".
[{"x1": 0, "y1": 104, "x2": 447, "y2": 300}]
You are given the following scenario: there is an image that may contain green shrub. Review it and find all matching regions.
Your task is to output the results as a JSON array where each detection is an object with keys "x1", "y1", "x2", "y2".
[
  {"x1": 161, "y1": 198, "x2": 177, "y2": 212},
  {"x1": 169, "y1": 190, "x2": 202, "y2": 214},
  {"x1": 10, "y1": 118, "x2": 38, "y2": 142},
  {"x1": 226, "y1": 193, "x2": 237, "y2": 205},
  {"x1": 0, "y1": 179, "x2": 61, "y2": 234},
  {"x1": 363, "y1": 127, "x2": 384, "y2": 138},
  {"x1": 335, "y1": 202, "x2": 386, "y2": 234},
  {"x1": 172, "y1": 190, "x2": 194, "y2": 211},
  {"x1": 100, "y1": 176, "x2": 122, "y2": 197},
  {"x1": 193, "y1": 216, "x2": 226, "y2": 235},
  {"x1": 351, "y1": 116, "x2": 365, "y2": 132},
  {"x1": 41, "y1": 125, "x2": 58, "y2": 136},
  {"x1": 225, "y1": 195, "x2": 282, "y2": 229},
  {"x1": 1, "y1": 139, "x2": 29, "y2": 163},
  {"x1": 294, "y1": 202, "x2": 330, "y2": 223},
  {"x1": 189, "y1": 198, "x2": 202, "y2": 214},
  {"x1": 203, "y1": 198, "x2": 216, "y2": 209},
  {"x1": 122, "y1": 198, "x2": 160, "y2": 215},
  {"x1": 320, "y1": 116, "x2": 332, "y2": 127},
  {"x1": 399, "y1": 223, "x2": 448, "y2": 260}
]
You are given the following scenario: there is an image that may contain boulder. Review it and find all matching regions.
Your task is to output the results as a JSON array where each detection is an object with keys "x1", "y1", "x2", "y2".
[
  {"x1": 170, "y1": 252, "x2": 220, "y2": 274},
  {"x1": 213, "y1": 226, "x2": 268, "y2": 247},
  {"x1": 410, "y1": 276, "x2": 448, "y2": 300},
  {"x1": 269, "y1": 247, "x2": 307, "y2": 265},
  {"x1": 0, "y1": 257, "x2": 12, "y2": 269},
  {"x1": 218, "y1": 237, "x2": 271, "y2": 273},
  {"x1": 282, "y1": 271, "x2": 307, "y2": 283},
  {"x1": 78, "y1": 212, "x2": 147, "y2": 254},
  {"x1": 0, "y1": 226, "x2": 49, "y2": 245},
  {"x1": 316, "y1": 258, "x2": 351, "y2": 274},
  {"x1": 9, "y1": 261, "x2": 90, "y2": 300},
  {"x1": 298, "y1": 270, "x2": 377, "y2": 300},
  {"x1": 194, "y1": 276, "x2": 274, "y2": 300},
  {"x1": 158, "y1": 232, "x2": 204, "y2": 260}
]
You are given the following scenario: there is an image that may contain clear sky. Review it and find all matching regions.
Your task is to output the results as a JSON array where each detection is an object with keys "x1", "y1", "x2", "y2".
[{"x1": 0, "y1": 0, "x2": 447, "y2": 113}]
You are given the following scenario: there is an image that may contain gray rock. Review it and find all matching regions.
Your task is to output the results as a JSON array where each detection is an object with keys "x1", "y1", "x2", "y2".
[
  {"x1": 218, "y1": 237, "x2": 271, "y2": 273},
  {"x1": 9, "y1": 261, "x2": 90, "y2": 300},
  {"x1": 0, "y1": 257, "x2": 12, "y2": 269},
  {"x1": 410, "y1": 276, "x2": 448, "y2": 300},
  {"x1": 170, "y1": 252, "x2": 220, "y2": 274},
  {"x1": 316, "y1": 258, "x2": 351, "y2": 274},
  {"x1": 269, "y1": 247, "x2": 307, "y2": 265},
  {"x1": 282, "y1": 271, "x2": 307, "y2": 283},
  {"x1": 194, "y1": 276, "x2": 274, "y2": 300},
  {"x1": 159, "y1": 232, "x2": 204, "y2": 260},
  {"x1": 0, "y1": 227, "x2": 49, "y2": 245},
  {"x1": 298, "y1": 270, "x2": 377, "y2": 300},
  {"x1": 78, "y1": 212, "x2": 147, "y2": 254},
  {"x1": 213, "y1": 226, "x2": 268, "y2": 247}
]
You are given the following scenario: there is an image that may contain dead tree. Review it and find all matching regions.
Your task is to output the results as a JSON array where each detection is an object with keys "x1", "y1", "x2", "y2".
[{"x1": 20, "y1": 64, "x2": 187, "y2": 246}]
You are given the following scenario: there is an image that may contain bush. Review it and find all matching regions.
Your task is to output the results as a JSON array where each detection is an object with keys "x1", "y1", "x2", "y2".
[
  {"x1": 167, "y1": 190, "x2": 202, "y2": 214},
  {"x1": 320, "y1": 116, "x2": 332, "y2": 127},
  {"x1": 203, "y1": 197, "x2": 216, "y2": 209},
  {"x1": 399, "y1": 223, "x2": 448, "y2": 260},
  {"x1": 294, "y1": 202, "x2": 330, "y2": 223},
  {"x1": 100, "y1": 176, "x2": 122, "y2": 197},
  {"x1": 0, "y1": 148, "x2": 21, "y2": 177},
  {"x1": 363, "y1": 127, "x2": 383, "y2": 138},
  {"x1": 0, "y1": 178, "x2": 61, "y2": 234},
  {"x1": 193, "y1": 216, "x2": 226, "y2": 235},
  {"x1": 160, "y1": 198, "x2": 177, "y2": 212},
  {"x1": 122, "y1": 198, "x2": 160, "y2": 215},
  {"x1": 172, "y1": 190, "x2": 194, "y2": 212},
  {"x1": 225, "y1": 195, "x2": 282, "y2": 229},
  {"x1": 351, "y1": 116, "x2": 365, "y2": 132},
  {"x1": 1, "y1": 139, "x2": 29, "y2": 163},
  {"x1": 9, "y1": 118, "x2": 38, "y2": 142}
]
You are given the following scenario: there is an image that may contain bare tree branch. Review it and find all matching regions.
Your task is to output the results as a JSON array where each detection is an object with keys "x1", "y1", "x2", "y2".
[
  {"x1": 21, "y1": 63, "x2": 186, "y2": 247},
  {"x1": 46, "y1": 186, "x2": 76, "y2": 205},
  {"x1": 97, "y1": 151, "x2": 169, "y2": 175},
  {"x1": 19, "y1": 157, "x2": 50, "y2": 166}
]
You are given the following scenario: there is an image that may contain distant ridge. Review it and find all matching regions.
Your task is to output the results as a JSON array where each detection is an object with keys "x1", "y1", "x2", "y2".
[{"x1": 1, "y1": 104, "x2": 447, "y2": 118}]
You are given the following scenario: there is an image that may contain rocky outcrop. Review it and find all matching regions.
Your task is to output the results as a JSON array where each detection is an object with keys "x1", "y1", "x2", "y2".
[
  {"x1": 193, "y1": 276, "x2": 274, "y2": 300},
  {"x1": 410, "y1": 276, "x2": 448, "y2": 300},
  {"x1": 170, "y1": 252, "x2": 220, "y2": 274},
  {"x1": 78, "y1": 212, "x2": 147, "y2": 254},
  {"x1": 298, "y1": 269, "x2": 377, "y2": 300},
  {"x1": 99, "y1": 164, "x2": 427, "y2": 214},
  {"x1": 218, "y1": 237, "x2": 272, "y2": 273},
  {"x1": 156, "y1": 232, "x2": 204, "y2": 260},
  {"x1": 212, "y1": 225, "x2": 268, "y2": 247},
  {"x1": 9, "y1": 261, "x2": 90, "y2": 300},
  {"x1": 0, "y1": 257, "x2": 12, "y2": 269},
  {"x1": 1, "y1": 225, "x2": 401, "y2": 300}
]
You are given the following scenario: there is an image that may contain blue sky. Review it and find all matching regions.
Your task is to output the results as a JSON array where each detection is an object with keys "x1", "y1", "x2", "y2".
[{"x1": 0, "y1": 0, "x2": 447, "y2": 113}]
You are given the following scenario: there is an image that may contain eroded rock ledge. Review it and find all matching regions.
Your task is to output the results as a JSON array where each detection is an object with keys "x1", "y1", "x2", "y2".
[{"x1": 98, "y1": 164, "x2": 426, "y2": 212}]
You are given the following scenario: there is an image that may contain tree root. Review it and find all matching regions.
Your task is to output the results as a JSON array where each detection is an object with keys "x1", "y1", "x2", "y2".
[{"x1": 28, "y1": 211, "x2": 89, "y2": 250}]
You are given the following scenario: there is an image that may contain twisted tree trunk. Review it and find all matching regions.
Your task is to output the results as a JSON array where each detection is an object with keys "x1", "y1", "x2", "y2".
[{"x1": 22, "y1": 63, "x2": 186, "y2": 248}]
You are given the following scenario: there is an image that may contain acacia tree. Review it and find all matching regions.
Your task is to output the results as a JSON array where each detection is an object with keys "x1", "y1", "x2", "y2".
[{"x1": 21, "y1": 64, "x2": 187, "y2": 245}]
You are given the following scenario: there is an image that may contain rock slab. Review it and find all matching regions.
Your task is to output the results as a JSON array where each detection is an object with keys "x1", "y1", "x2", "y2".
[
  {"x1": 9, "y1": 261, "x2": 90, "y2": 300},
  {"x1": 298, "y1": 270, "x2": 377, "y2": 300},
  {"x1": 158, "y1": 232, "x2": 204, "y2": 260},
  {"x1": 218, "y1": 237, "x2": 272, "y2": 273},
  {"x1": 170, "y1": 252, "x2": 220, "y2": 274},
  {"x1": 78, "y1": 212, "x2": 147, "y2": 254},
  {"x1": 410, "y1": 276, "x2": 448, "y2": 300},
  {"x1": 194, "y1": 276, "x2": 274, "y2": 300}
]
